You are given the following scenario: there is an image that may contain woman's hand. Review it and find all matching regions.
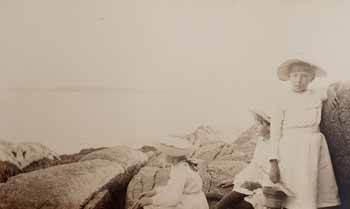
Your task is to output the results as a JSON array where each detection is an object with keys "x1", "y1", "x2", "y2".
[
  {"x1": 217, "y1": 179, "x2": 233, "y2": 188},
  {"x1": 269, "y1": 160, "x2": 280, "y2": 183}
]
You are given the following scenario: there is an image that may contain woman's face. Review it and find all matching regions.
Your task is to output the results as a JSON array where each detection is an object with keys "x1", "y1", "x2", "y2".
[
  {"x1": 254, "y1": 120, "x2": 270, "y2": 137},
  {"x1": 289, "y1": 66, "x2": 314, "y2": 92}
]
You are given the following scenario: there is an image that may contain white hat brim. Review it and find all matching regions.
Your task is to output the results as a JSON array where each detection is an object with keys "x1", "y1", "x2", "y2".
[
  {"x1": 249, "y1": 109, "x2": 271, "y2": 123},
  {"x1": 277, "y1": 59, "x2": 327, "y2": 81}
]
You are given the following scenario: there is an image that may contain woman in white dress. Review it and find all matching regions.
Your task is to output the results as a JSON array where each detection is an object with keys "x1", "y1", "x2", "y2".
[
  {"x1": 209, "y1": 110, "x2": 275, "y2": 209},
  {"x1": 209, "y1": 110, "x2": 292, "y2": 209},
  {"x1": 268, "y1": 59, "x2": 341, "y2": 209},
  {"x1": 133, "y1": 136, "x2": 209, "y2": 209}
]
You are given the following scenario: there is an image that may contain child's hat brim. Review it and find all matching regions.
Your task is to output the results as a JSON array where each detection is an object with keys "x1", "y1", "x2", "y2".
[
  {"x1": 155, "y1": 136, "x2": 194, "y2": 157},
  {"x1": 249, "y1": 109, "x2": 271, "y2": 123}
]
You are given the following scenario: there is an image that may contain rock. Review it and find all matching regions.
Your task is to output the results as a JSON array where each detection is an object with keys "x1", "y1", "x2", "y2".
[
  {"x1": 0, "y1": 141, "x2": 20, "y2": 168},
  {"x1": 0, "y1": 160, "x2": 122, "y2": 209},
  {"x1": 0, "y1": 161, "x2": 21, "y2": 183},
  {"x1": 13, "y1": 142, "x2": 61, "y2": 169},
  {"x1": 184, "y1": 125, "x2": 227, "y2": 147},
  {"x1": 80, "y1": 145, "x2": 148, "y2": 169},
  {"x1": 0, "y1": 142, "x2": 21, "y2": 183},
  {"x1": 83, "y1": 189, "x2": 112, "y2": 209},
  {"x1": 321, "y1": 81, "x2": 350, "y2": 184},
  {"x1": 0, "y1": 146, "x2": 148, "y2": 209},
  {"x1": 191, "y1": 142, "x2": 227, "y2": 161},
  {"x1": 22, "y1": 147, "x2": 106, "y2": 173},
  {"x1": 21, "y1": 157, "x2": 62, "y2": 173},
  {"x1": 79, "y1": 147, "x2": 107, "y2": 155},
  {"x1": 0, "y1": 141, "x2": 60, "y2": 170},
  {"x1": 138, "y1": 145, "x2": 157, "y2": 153},
  {"x1": 145, "y1": 152, "x2": 168, "y2": 168},
  {"x1": 191, "y1": 126, "x2": 257, "y2": 163},
  {"x1": 59, "y1": 147, "x2": 106, "y2": 163},
  {"x1": 0, "y1": 142, "x2": 107, "y2": 183},
  {"x1": 232, "y1": 126, "x2": 258, "y2": 162},
  {"x1": 0, "y1": 141, "x2": 104, "y2": 182}
]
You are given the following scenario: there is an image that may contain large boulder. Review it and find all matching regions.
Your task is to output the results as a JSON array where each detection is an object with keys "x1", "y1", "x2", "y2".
[
  {"x1": 0, "y1": 146, "x2": 147, "y2": 209},
  {"x1": 321, "y1": 81, "x2": 350, "y2": 184},
  {"x1": 80, "y1": 145, "x2": 148, "y2": 169}
]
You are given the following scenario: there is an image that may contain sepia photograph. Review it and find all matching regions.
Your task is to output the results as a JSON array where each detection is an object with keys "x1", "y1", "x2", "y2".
[{"x1": 0, "y1": 1, "x2": 350, "y2": 209}]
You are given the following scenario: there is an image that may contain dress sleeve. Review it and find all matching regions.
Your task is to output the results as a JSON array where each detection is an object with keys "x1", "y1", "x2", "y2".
[
  {"x1": 151, "y1": 163, "x2": 187, "y2": 206},
  {"x1": 267, "y1": 109, "x2": 284, "y2": 161}
]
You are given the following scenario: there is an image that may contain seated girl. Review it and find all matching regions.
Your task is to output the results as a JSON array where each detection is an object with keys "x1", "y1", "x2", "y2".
[
  {"x1": 207, "y1": 110, "x2": 290, "y2": 209},
  {"x1": 132, "y1": 136, "x2": 209, "y2": 209}
]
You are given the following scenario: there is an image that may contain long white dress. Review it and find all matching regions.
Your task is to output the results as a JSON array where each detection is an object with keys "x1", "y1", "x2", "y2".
[
  {"x1": 269, "y1": 88, "x2": 340, "y2": 209},
  {"x1": 145, "y1": 161, "x2": 209, "y2": 209}
]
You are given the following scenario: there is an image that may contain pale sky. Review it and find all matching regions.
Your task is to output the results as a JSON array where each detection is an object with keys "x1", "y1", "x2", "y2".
[{"x1": 0, "y1": 0, "x2": 350, "y2": 153}]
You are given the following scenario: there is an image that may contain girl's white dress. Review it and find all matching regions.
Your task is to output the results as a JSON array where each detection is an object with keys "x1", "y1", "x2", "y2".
[
  {"x1": 145, "y1": 161, "x2": 209, "y2": 209},
  {"x1": 269, "y1": 88, "x2": 340, "y2": 209}
]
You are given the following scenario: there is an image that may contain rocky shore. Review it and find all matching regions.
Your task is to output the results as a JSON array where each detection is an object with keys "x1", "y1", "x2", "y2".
[{"x1": 0, "y1": 82, "x2": 348, "y2": 209}]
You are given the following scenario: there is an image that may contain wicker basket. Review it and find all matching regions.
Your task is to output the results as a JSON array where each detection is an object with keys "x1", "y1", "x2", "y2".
[{"x1": 262, "y1": 186, "x2": 287, "y2": 209}]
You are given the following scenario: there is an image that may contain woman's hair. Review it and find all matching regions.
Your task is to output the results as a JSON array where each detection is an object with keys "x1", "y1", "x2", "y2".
[{"x1": 254, "y1": 115, "x2": 270, "y2": 137}]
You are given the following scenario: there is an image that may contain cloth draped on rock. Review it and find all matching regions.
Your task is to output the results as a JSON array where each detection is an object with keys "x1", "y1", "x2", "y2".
[
  {"x1": 145, "y1": 161, "x2": 209, "y2": 209},
  {"x1": 268, "y1": 88, "x2": 340, "y2": 209}
]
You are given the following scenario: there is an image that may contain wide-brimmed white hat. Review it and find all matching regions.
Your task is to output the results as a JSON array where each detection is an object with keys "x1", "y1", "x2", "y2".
[
  {"x1": 277, "y1": 59, "x2": 327, "y2": 81},
  {"x1": 249, "y1": 109, "x2": 271, "y2": 124},
  {"x1": 156, "y1": 136, "x2": 195, "y2": 157}
]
